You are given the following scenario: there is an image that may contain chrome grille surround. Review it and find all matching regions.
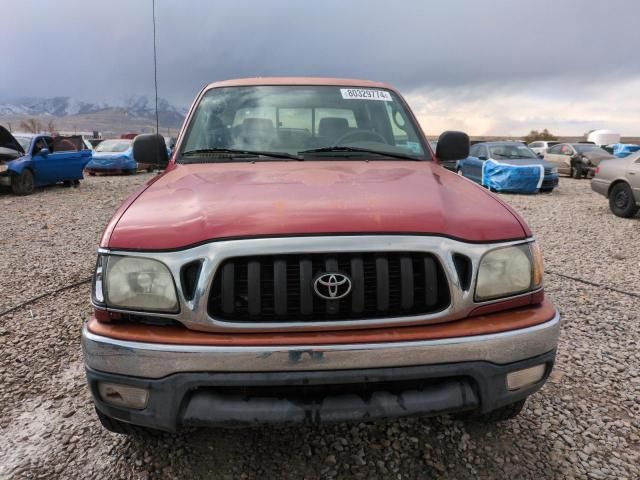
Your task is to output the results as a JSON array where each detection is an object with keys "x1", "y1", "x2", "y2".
[{"x1": 95, "y1": 235, "x2": 541, "y2": 333}]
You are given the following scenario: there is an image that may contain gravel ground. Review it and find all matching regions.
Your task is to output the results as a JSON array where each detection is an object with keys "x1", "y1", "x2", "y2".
[{"x1": 0, "y1": 175, "x2": 638, "y2": 479}]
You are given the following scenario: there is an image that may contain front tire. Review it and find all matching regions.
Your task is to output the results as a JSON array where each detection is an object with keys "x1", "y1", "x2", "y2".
[
  {"x1": 609, "y1": 183, "x2": 639, "y2": 218},
  {"x1": 11, "y1": 169, "x2": 35, "y2": 195}
]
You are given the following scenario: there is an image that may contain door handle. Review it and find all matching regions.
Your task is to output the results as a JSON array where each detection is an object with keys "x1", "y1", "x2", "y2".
[{"x1": 630, "y1": 171, "x2": 636, "y2": 175}]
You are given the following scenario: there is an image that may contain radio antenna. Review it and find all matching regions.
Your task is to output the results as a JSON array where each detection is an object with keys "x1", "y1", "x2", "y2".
[{"x1": 152, "y1": 0, "x2": 159, "y2": 134}]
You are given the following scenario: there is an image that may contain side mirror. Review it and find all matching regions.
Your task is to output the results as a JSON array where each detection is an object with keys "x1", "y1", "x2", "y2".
[
  {"x1": 436, "y1": 131, "x2": 469, "y2": 161},
  {"x1": 39, "y1": 148, "x2": 50, "y2": 157},
  {"x1": 133, "y1": 134, "x2": 169, "y2": 167}
]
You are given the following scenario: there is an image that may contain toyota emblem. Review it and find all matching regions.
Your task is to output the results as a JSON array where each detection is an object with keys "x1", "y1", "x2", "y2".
[{"x1": 313, "y1": 273, "x2": 352, "y2": 300}]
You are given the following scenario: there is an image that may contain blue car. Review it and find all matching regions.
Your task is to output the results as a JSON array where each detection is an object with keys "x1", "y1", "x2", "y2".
[
  {"x1": 0, "y1": 126, "x2": 92, "y2": 195},
  {"x1": 458, "y1": 142, "x2": 559, "y2": 193},
  {"x1": 86, "y1": 139, "x2": 138, "y2": 175}
]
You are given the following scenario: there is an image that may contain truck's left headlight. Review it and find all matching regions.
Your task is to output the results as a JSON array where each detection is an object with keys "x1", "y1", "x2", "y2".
[
  {"x1": 98, "y1": 255, "x2": 178, "y2": 312},
  {"x1": 475, "y1": 242, "x2": 543, "y2": 301}
]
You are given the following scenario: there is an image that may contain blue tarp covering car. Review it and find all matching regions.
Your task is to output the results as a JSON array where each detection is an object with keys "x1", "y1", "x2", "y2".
[
  {"x1": 0, "y1": 126, "x2": 92, "y2": 195},
  {"x1": 85, "y1": 139, "x2": 137, "y2": 174},
  {"x1": 610, "y1": 144, "x2": 640, "y2": 158},
  {"x1": 481, "y1": 159, "x2": 544, "y2": 193},
  {"x1": 458, "y1": 142, "x2": 558, "y2": 193}
]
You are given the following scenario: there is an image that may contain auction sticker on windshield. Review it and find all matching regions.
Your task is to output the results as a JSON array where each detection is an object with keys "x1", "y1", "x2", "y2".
[{"x1": 340, "y1": 88, "x2": 392, "y2": 101}]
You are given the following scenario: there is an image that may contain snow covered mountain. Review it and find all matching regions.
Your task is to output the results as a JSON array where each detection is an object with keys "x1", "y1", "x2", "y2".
[{"x1": 0, "y1": 95, "x2": 186, "y2": 129}]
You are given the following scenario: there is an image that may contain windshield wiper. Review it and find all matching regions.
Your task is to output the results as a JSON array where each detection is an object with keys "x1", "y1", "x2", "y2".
[
  {"x1": 299, "y1": 146, "x2": 420, "y2": 161},
  {"x1": 181, "y1": 148, "x2": 301, "y2": 161}
]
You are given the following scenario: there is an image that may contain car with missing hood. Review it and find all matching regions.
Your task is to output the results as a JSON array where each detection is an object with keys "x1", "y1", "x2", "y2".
[
  {"x1": 81, "y1": 77, "x2": 559, "y2": 435},
  {"x1": 544, "y1": 143, "x2": 614, "y2": 178},
  {"x1": 0, "y1": 126, "x2": 91, "y2": 195},
  {"x1": 591, "y1": 151, "x2": 640, "y2": 218},
  {"x1": 458, "y1": 141, "x2": 559, "y2": 193}
]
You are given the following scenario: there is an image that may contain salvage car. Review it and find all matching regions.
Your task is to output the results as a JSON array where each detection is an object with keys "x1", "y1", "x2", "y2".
[
  {"x1": 82, "y1": 77, "x2": 559, "y2": 435},
  {"x1": 85, "y1": 139, "x2": 138, "y2": 175},
  {"x1": 458, "y1": 142, "x2": 559, "y2": 193},
  {"x1": 0, "y1": 126, "x2": 91, "y2": 195},
  {"x1": 591, "y1": 151, "x2": 640, "y2": 218},
  {"x1": 544, "y1": 143, "x2": 614, "y2": 178}
]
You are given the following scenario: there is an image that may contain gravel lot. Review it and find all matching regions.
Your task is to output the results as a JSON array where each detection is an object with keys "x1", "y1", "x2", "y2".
[{"x1": 0, "y1": 174, "x2": 638, "y2": 479}]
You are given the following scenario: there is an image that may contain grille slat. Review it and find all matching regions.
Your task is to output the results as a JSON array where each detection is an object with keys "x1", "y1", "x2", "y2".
[
  {"x1": 376, "y1": 257, "x2": 390, "y2": 311},
  {"x1": 273, "y1": 259, "x2": 287, "y2": 316},
  {"x1": 424, "y1": 257, "x2": 438, "y2": 307},
  {"x1": 247, "y1": 260, "x2": 261, "y2": 315},
  {"x1": 400, "y1": 256, "x2": 414, "y2": 309},
  {"x1": 221, "y1": 262, "x2": 235, "y2": 314},
  {"x1": 350, "y1": 257, "x2": 364, "y2": 314},
  {"x1": 208, "y1": 252, "x2": 449, "y2": 323}
]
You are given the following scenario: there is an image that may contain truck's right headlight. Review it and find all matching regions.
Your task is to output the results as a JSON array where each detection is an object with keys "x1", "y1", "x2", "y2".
[
  {"x1": 96, "y1": 255, "x2": 179, "y2": 312},
  {"x1": 475, "y1": 242, "x2": 543, "y2": 301}
]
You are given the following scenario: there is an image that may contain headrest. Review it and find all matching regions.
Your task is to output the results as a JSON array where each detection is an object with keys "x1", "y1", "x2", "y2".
[{"x1": 318, "y1": 117, "x2": 349, "y2": 138}]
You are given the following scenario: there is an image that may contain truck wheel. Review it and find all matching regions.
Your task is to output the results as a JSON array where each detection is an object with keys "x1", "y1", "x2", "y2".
[
  {"x1": 11, "y1": 169, "x2": 35, "y2": 195},
  {"x1": 609, "y1": 183, "x2": 639, "y2": 218},
  {"x1": 95, "y1": 408, "x2": 164, "y2": 437}
]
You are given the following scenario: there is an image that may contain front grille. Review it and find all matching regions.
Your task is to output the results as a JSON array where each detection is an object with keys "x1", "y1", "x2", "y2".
[
  {"x1": 544, "y1": 167, "x2": 552, "y2": 175},
  {"x1": 208, "y1": 252, "x2": 450, "y2": 322}
]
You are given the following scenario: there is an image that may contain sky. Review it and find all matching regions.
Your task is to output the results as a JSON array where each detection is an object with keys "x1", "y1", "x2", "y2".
[{"x1": 2, "y1": 0, "x2": 640, "y2": 136}]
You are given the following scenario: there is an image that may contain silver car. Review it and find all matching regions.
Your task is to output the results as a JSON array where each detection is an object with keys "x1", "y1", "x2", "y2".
[
  {"x1": 545, "y1": 143, "x2": 614, "y2": 178},
  {"x1": 591, "y1": 151, "x2": 640, "y2": 217}
]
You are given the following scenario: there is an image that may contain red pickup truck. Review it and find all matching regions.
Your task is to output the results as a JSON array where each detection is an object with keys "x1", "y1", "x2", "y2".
[{"x1": 82, "y1": 78, "x2": 559, "y2": 434}]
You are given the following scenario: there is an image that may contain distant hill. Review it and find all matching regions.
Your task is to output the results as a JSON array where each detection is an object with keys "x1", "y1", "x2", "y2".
[{"x1": 0, "y1": 95, "x2": 185, "y2": 136}]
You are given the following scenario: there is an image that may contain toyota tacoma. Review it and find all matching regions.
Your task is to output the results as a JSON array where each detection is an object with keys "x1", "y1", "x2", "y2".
[{"x1": 82, "y1": 77, "x2": 560, "y2": 434}]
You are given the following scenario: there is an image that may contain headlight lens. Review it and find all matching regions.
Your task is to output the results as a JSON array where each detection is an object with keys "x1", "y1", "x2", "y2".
[
  {"x1": 103, "y1": 256, "x2": 178, "y2": 312},
  {"x1": 0, "y1": 164, "x2": 8, "y2": 173},
  {"x1": 475, "y1": 243, "x2": 543, "y2": 301},
  {"x1": 550, "y1": 167, "x2": 558, "y2": 174}
]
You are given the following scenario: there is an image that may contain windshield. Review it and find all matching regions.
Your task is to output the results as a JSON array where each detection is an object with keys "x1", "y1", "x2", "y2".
[
  {"x1": 95, "y1": 139, "x2": 132, "y2": 153},
  {"x1": 574, "y1": 144, "x2": 608, "y2": 154},
  {"x1": 489, "y1": 144, "x2": 538, "y2": 159},
  {"x1": 15, "y1": 136, "x2": 32, "y2": 151},
  {"x1": 180, "y1": 85, "x2": 428, "y2": 161}
]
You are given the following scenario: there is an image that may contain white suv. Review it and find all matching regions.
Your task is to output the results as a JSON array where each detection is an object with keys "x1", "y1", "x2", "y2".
[{"x1": 528, "y1": 141, "x2": 560, "y2": 156}]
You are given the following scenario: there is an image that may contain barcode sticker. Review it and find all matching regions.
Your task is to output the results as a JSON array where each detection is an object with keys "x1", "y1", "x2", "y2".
[{"x1": 340, "y1": 88, "x2": 393, "y2": 101}]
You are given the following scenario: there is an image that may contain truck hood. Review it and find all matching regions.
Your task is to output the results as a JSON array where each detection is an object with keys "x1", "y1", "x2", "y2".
[{"x1": 104, "y1": 161, "x2": 529, "y2": 250}]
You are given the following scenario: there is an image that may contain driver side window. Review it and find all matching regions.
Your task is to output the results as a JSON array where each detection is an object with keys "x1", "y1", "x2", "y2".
[
  {"x1": 32, "y1": 137, "x2": 47, "y2": 156},
  {"x1": 548, "y1": 144, "x2": 563, "y2": 154}
]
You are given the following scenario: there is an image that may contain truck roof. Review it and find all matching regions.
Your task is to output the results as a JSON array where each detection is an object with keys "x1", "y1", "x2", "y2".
[{"x1": 206, "y1": 77, "x2": 397, "y2": 90}]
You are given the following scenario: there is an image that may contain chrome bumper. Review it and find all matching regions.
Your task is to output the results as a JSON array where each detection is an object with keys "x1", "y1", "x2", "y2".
[{"x1": 82, "y1": 310, "x2": 560, "y2": 379}]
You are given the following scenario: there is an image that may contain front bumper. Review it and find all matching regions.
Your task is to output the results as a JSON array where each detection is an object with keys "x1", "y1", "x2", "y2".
[{"x1": 83, "y1": 309, "x2": 560, "y2": 430}]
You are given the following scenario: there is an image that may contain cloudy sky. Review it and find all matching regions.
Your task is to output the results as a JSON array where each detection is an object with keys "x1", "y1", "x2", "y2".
[{"x1": 3, "y1": 0, "x2": 640, "y2": 135}]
